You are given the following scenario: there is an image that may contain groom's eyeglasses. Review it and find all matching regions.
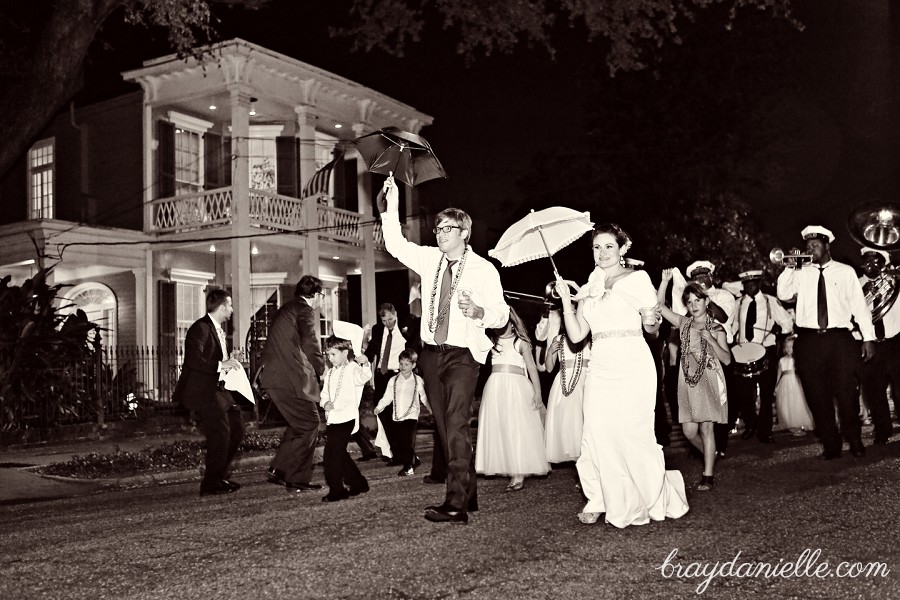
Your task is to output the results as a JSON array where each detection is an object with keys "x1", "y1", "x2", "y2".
[{"x1": 433, "y1": 225, "x2": 461, "y2": 235}]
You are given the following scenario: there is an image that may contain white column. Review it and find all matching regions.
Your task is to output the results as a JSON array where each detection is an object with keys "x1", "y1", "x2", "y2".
[
  {"x1": 142, "y1": 103, "x2": 154, "y2": 233},
  {"x1": 357, "y1": 147, "x2": 377, "y2": 326},
  {"x1": 229, "y1": 87, "x2": 252, "y2": 352},
  {"x1": 296, "y1": 106, "x2": 320, "y2": 277}
]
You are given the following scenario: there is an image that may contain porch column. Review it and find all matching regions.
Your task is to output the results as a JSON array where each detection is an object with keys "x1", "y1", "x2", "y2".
[
  {"x1": 354, "y1": 122, "x2": 377, "y2": 325},
  {"x1": 229, "y1": 87, "x2": 252, "y2": 352},
  {"x1": 296, "y1": 106, "x2": 320, "y2": 277},
  {"x1": 142, "y1": 103, "x2": 154, "y2": 233}
]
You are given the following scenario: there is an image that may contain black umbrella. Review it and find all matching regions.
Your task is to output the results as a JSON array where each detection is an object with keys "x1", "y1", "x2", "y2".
[{"x1": 354, "y1": 127, "x2": 448, "y2": 187}]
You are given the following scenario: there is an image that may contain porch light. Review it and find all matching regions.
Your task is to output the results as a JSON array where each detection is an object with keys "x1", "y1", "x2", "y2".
[
  {"x1": 251, "y1": 244, "x2": 260, "y2": 256},
  {"x1": 209, "y1": 104, "x2": 217, "y2": 110},
  {"x1": 334, "y1": 124, "x2": 342, "y2": 129},
  {"x1": 209, "y1": 244, "x2": 216, "y2": 253},
  {"x1": 332, "y1": 256, "x2": 340, "y2": 260},
  {"x1": 249, "y1": 97, "x2": 258, "y2": 117}
]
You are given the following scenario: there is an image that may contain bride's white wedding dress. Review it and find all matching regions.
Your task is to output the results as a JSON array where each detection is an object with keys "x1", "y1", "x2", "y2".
[{"x1": 576, "y1": 269, "x2": 689, "y2": 527}]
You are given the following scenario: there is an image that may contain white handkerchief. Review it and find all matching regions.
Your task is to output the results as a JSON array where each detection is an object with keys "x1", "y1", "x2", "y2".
[
  {"x1": 671, "y1": 268, "x2": 687, "y2": 316},
  {"x1": 374, "y1": 417, "x2": 392, "y2": 458},
  {"x1": 223, "y1": 362, "x2": 255, "y2": 405}
]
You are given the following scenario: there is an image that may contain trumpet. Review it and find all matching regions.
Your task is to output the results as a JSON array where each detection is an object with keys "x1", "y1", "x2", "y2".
[{"x1": 769, "y1": 247, "x2": 813, "y2": 269}]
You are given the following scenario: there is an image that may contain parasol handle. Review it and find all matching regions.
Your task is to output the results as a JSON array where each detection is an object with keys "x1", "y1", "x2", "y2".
[{"x1": 536, "y1": 225, "x2": 561, "y2": 280}]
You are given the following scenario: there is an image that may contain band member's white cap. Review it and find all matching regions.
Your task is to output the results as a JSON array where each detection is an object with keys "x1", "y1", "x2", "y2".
[
  {"x1": 860, "y1": 247, "x2": 891, "y2": 265},
  {"x1": 738, "y1": 270, "x2": 763, "y2": 280},
  {"x1": 686, "y1": 260, "x2": 715, "y2": 278},
  {"x1": 801, "y1": 225, "x2": 835, "y2": 243}
]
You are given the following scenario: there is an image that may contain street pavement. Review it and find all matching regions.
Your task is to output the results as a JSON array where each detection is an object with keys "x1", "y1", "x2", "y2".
[{"x1": 2, "y1": 428, "x2": 900, "y2": 600}]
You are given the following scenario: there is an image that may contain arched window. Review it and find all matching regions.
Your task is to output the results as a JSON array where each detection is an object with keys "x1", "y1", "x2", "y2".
[{"x1": 65, "y1": 282, "x2": 118, "y2": 349}]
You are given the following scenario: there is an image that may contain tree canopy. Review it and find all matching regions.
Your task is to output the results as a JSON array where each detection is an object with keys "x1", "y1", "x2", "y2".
[{"x1": 0, "y1": 0, "x2": 797, "y2": 180}]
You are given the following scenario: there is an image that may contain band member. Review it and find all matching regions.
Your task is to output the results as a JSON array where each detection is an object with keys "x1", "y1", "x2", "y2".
[
  {"x1": 857, "y1": 247, "x2": 899, "y2": 445},
  {"x1": 730, "y1": 270, "x2": 794, "y2": 444},
  {"x1": 777, "y1": 225, "x2": 876, "y2": 459},
  {"x1": 173, "y1": 289, "x2": 244, "y2": 496},
  {"x1": 380, "y1": 175, "x2": 509, "y2": 525}
]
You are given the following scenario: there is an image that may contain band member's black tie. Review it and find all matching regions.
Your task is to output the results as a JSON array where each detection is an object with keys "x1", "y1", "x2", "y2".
[
  {"x1": 817, "y1": 266, "x2": 828, "y2": 330},
  {"x1": 745, "y1": 297, "x2": 757, "y2": 343},
  {"x1": 434, "y1": 260, "x2": 457, "y2": 344},
  {"x1": 875, "y1": 318, "x2": 886, "y2": 341}
]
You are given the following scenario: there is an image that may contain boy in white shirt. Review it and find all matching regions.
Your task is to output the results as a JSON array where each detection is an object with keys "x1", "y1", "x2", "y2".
[
  {"x1": 320, "y1": 332, "x2": 372, "y2": 502},
  {"x1": 375, "y1": 350, "x2": 430, "y2": 477}
]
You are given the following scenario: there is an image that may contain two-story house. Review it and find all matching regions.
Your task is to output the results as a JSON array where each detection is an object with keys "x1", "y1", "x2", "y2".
[{"x1": 0, "y1": 39, "x2": 431, "y2": 401}]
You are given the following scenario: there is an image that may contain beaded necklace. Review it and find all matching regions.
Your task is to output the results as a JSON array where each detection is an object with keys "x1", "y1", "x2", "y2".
[
  {"x1": 427, "y1": 247, "x2": 469, "y2": 334},
  {"x1": 326, "y1": 363, "x2": 347, "y2": 411},
  {"x1": 557, "y1": 336, "x2": 584, "y2": 397},
  {"x1": 392, "y1": 373, "x2": 419, "y2": 420},
  {"x1": 680, "y1": 315, "x2": 713, "y2": 387}
]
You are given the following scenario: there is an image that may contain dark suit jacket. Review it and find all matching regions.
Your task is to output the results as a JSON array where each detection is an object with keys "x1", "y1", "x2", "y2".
[
  {"x1": 173, "y1": 315, "x2": 230, "y2": 412},
  {"x1": 365, "y1": 318, "x2": 422, "y2": 367},
  {"x1": 258, "y1": 298, "x2": 325, "y2": 403}
]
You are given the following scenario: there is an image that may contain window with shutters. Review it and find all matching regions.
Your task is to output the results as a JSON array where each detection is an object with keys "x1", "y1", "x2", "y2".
[
  {"x1": 248, "y1": 127, "x2": 281, "y2": 192},
  {"x1": 167, "y1": 112, "x2": 213, "y2": 196},
  {"x1": 175, "y1": 282, "x2": 205, "y2": 355},
  {"x1": 28, "y1": 138, "x2": 55, "y2": 219}
]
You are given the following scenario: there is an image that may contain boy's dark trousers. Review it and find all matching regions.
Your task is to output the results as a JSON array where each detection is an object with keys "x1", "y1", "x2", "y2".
[
  {"x1": 392, "y1": 419, "x2": 419, "y2": 469},
  {"x1": 323, "y1": 421, "x2": 368, "y2": 494}
]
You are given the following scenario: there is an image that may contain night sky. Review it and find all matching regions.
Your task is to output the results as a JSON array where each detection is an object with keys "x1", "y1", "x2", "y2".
[{"x1": 81, "y1": 0, "x2": 900, "y2": 297}]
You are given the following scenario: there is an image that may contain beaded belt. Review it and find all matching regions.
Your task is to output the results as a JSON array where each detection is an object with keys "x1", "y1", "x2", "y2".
[
  {"x1": 564, "y1": 359, "x2": 590, "y2": 369},
  {"x1": 492, "y1": 364, "x2": 526, "y2": 376},
  {"x1": 592, "y1": 329, "x2": 642, "y2": 341}
]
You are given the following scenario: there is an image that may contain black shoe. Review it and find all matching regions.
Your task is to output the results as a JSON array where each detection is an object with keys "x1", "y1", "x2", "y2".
[
  {"x1": 286, "y1": 482, "x2": 323, "y2": 492},
  {"x1": 266, "y1": 468, "x2": 287, "y2": 486},
  {"x1": 423, "y1": 475, "x2": 445, "y2": 485},
  {"x1": 200, "y1": 481, "x2": 238, "y2": 496},
  {"x1": 715, "y1": 450, "x2": 726, "y2": 459},
  {"x1": 741, "y1": 428, "x2": 756, "y2": 440},
  {"x1": 381, "y1": 456, "x2": 392, "y2": 463},
  {"x1": 850, "y1": 443, "x2": 866, "y2": 458},
  {"x1": 873, "y1": 435, "x2": 889, "y2": 445},
  {"x1": 819, "y1": 450, "x2": 841, "y2": 461},
  {"x1": 322, "y1": 490, "x2": 350, "y2": 503},
  {"x1": 424, "y1": 506, "x2": 468, "y2": 524},
  {"x1": 223, "y1": 479, "x2": 241, "y2": 492},
  {"x1": 758, "y1": 435, "x2": 776, "y2": 444},
  {"x1": 348, "y1": 483, "x2": 369, "y2": 496},
  {"x1": 357, "y1": 454, "x2": 377, "y2": 462},
  {"x1": 398, "y1": 466, "x2": 415, "y2": 477},
  {"x1": 386, "y1": 459, "x2": 402, "y2": 466}
]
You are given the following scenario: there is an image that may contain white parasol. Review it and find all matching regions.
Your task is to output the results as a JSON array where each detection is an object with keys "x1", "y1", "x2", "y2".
[{"x1": 488, "y1": 207, "x2": 594, "y2": 277}]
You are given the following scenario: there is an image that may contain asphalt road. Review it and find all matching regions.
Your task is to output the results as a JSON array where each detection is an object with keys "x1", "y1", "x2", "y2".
[{"x1": 2, "y1": 436, "x2": 899, "y2": 600}]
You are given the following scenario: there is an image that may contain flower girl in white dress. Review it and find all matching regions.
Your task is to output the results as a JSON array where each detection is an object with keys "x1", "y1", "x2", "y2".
[
  {"x1": 544, "y1": 310, "x2": 590, "y2": 464},
  {"x1": 475, "y1": 306, "x2": 549, "y2": 491}
]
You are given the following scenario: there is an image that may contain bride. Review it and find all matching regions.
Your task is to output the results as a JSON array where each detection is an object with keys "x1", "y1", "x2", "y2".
[{"x1": 555, "y1": 223, "x2": 688, "y2": 527}]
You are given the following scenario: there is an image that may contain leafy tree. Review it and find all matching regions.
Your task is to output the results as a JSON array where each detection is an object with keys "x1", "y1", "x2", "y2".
[
  {"x1": 0, "y1": 0, "x2": 796, "y2": 180},
  {"x1": 0, "y1": 269, "x2": 102, "y2": 431},
  {"x1": 511, "y1": 3, "x2": 815, "y2": 284}
]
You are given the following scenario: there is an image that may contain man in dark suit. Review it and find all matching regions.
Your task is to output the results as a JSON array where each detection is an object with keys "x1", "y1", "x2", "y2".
[
  {"x1": 259, "y1": 275, "x2": 327, "y2": 492},
  {"x1": 365, "y1": 302, "x2": 422, "y2": 466},
  {"x1": 173, "y1": 289, "x2": 244, "y2": 496}
]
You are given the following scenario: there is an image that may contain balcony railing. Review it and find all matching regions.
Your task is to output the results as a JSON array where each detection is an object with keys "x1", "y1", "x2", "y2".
[{"x1": 147, "y1": 187, "x2": 385, "y2": 248}]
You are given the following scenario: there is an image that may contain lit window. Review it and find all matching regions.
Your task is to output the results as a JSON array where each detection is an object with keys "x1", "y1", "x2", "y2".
[
  {"x1": 174, "y1": 129, "x2": 202, "y2": 195},
  {"x1": 28, "y1": 138, "x2": 55, "y2": 219},
  {"x1": 175, "y1": 283, "x2": 205, "y2": 358}
]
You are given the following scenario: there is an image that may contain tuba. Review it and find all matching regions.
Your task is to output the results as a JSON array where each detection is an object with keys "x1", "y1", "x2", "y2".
[{"x1": 848, "y1": 202, "x2": 900, "y2": 322}]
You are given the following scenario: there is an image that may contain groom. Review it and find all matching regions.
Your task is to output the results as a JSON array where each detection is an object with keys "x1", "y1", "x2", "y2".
[{"x1": 379, "y1": 176, "x2": 509, "y2": 524}]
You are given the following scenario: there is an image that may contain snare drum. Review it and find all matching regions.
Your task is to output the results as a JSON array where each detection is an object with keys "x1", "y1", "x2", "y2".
[{"x1": 731, "y1": 342, "x2": 768, "y2": 378}]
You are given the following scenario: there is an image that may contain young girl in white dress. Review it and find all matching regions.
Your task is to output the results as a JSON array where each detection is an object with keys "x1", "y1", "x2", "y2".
[
  {"x1": 544, "y1": 309, "x2": 590, "y2": 463},
  {"x1": 475, "y1": 306, "x2": 550, "y2": 491},
  {"x1": 775, "y1": 335, "x2": 814, "y2": 435}
]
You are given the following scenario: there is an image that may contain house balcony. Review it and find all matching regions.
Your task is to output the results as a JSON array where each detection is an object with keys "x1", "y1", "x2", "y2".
[{"x1": 146, "y1": 187, "x2": 386, "y2": 248}]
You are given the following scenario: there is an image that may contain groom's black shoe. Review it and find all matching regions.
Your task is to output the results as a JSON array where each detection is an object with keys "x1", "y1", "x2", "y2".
[{"x1": 424, "y1": 506, "x2": 468, "y2": 524}]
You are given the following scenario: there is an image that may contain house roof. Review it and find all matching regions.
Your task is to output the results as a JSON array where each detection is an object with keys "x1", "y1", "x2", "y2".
[{"x1": 121, "y1": 38, "x2": 433, "y2": 136}]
